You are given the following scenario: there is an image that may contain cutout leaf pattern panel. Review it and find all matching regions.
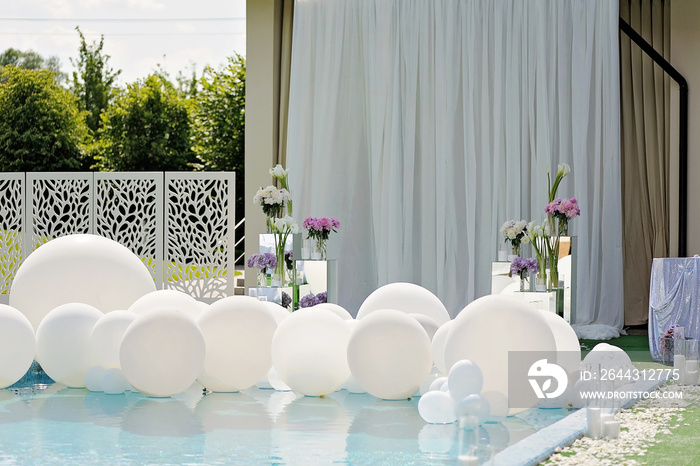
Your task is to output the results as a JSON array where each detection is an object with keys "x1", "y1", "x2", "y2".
[
  {"x1": 166, "y1": 177, "x2": 231, "y2": 298},
  {"x1": 30, "y1": 178, "x2": 91, "y2": 250},
  {"x1": 95, "y1": 177, "x2": 161, "y2": 281},
  {"x1": 0, "y1": 178, "x2": 23, "y2": 295}
]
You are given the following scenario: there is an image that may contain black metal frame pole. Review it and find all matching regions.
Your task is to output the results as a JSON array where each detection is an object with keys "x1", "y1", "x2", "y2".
[{"x1": 619, "y1": 18, "x2": 688, "y2": 257}]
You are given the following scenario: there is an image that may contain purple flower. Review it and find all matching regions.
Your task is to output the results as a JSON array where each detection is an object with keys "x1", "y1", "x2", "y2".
[
  {"x1": 316, "y1": 291, "x2": 327, "y2": 304},
  {"x1": 300, "y1": 293, "x2": 319, "y2": 308},
  {"x1": 246, "y1": 253, "x2": 277, "y2": 270},
  {"x1": 510, "y1": 257, "x2": 538, "y2": 277},
  {"x1": 303, "y1": 216, "x2": 341, "y2": 241}
]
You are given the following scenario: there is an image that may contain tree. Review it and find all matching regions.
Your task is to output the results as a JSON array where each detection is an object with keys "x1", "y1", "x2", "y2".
[
  {"x1": 0, "y1": 48, "x2": 66, "y2": 83},
  {"x1": 0, "y1": 66, "x2": 88, "y2": 171},
  {"x1": 97, "y1": 74, "x2": 195, "y2": 171},
  {"x1": 192, "y1": 55, "x2": 245, "y2": 220},
  {"x1": 70, "y1": 27, "x2": 121, "y2": 136}
]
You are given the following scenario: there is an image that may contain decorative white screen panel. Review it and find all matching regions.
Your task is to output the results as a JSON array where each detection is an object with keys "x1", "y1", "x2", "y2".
[
  {"x1": 27, "y1": 173, "x2": 93, "y2": 251},
  {"x1": 94, "y1": 173, "x2": 164, "y2": 286},
  {"x1": 0, "y1": 172, "x2": 236, "y2": 301},
  {"x1": 0, "y1": 174, "x2": 24, "y2": 297},
  {"x1": 165, "y1": 172, "x2": 235, "y2": 300}
]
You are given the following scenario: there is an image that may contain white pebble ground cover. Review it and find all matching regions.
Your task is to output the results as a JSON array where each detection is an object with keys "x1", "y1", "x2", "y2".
[{"x1": 545, "y1": 383, "x2": 700, "y2": 465}]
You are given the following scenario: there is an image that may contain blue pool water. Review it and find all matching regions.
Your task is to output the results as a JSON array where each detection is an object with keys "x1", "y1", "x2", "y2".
[{"x1": 0, "y1": 378, "x2": 574, "y2": 465}]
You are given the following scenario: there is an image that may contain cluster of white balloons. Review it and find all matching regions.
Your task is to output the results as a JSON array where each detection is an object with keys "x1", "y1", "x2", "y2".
[
  {"x1": 418, "y1": 359, "x2": 491, "y2": 425},
  {"x1": 4, "y1": 234, "x2": 594, "y2": 415}
]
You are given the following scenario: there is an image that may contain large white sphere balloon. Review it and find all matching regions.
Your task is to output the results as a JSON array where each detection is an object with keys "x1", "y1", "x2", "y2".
[
  {"x1": 197, "y1": 296, "x2": 277, "y2": 392},
  {"x1": 10, "y1": 234, "x2": 156, "y2": 330},
  {"x1": 89, "y1": 310, "x2": 138, "y2": 368},
  {"x1": 36, "y1": 303, "x2": 103, "y2": 387},
  {"x1": 410, "y1": 313, "x2": 439, "y2": 341},
  {"x1": 357, "y1": 283, "x2": 450, "y2": 326},
  {"x1": 444, "y1": 295, "x2": 556, "y2": 415},
  {"x1": 447, "y1": 360, "x2": 483, "y2": 402},
  {"x1": 271, "y1": 308, "x2": 351, "y2": 396},
  {"x1": 584, "y1": 343, "x2": 634, "y2": 389},
  {"x1": 538, "y1": 310, "x2": 581, "y2": 376},
  {"x1": 418, "y1": 390, "x2": 457, "y2": 424},
  {"x1": 347, "y1": 309, "x2": 433, "y2": 400},
  {"x1": 263, "y1": 301, "x2": 292, "y2": 324},
  {"x1": 314, "y1": 303, "x2": 353, "y2": 320},
  {"x1": 431, "y1": 320, "x2": 455, "y2": 375},
  {"x1": 127, "y1": 290, "x2": 202, "y2": 320},
  {"x1": 0, "y1": 304, "x2": 35, "y2": 388},
  {"x1": 120, "y1": 309, "x2": 205, "y2": 397},
  {"x1": 84, "y1": 365, "x2": 104, "y2": 392},
  {"x1": 101, "y1": 367, "x2": 130, "y2": 395}
]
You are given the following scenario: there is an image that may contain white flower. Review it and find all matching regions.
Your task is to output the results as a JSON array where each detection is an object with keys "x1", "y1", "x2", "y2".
[
  {"x1": 557, "y1": 163, "x2": 571, "y2": 177},
  {"x1": 270, "y1": 164, "x2": 289, "y2": 179}
]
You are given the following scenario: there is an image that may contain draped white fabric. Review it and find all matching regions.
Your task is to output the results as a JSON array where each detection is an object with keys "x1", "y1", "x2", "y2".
[{"x1": 286, "y1": 0, "x2": 623, "y2": 329}]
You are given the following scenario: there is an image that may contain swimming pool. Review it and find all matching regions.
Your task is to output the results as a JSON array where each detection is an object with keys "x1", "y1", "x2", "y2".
[{"x1": 0, "y1": 380, "x2": 573, "y2": 465}]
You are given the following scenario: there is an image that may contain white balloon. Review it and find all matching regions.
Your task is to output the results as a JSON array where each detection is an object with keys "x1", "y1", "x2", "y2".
[
  {"x1": 197, "y1": 296, "x2": 277, "y2": 392},
  {"x1": 262, "y1": 301, "x2": 292, "y2": 324},
  {"x1": 417, "y1": 390, "x2": 457, "y2": 424},
  {"x1": 409, "y1": 313, "x2": 439, "y2": 340},
  {"x1": 444, "y1": 295, "x2": 556, "y2": 415},
  {"x1": 419, "y1": 368, "x2": 444, "y2": 395},
  {"x1": 271, "y1": 308, "x2": 351, "y2": 396},
  {"x1": 120, "y1": 309, "x2": 205, "y2": 397},
  {"x1": 431, "y1": 320, "x2": 454, "y2": 375},
  {"x1": 429, "y1": 377, "x2": 447, "y2": 392},
  {"x1": 456, "y1": 394, "x2": 490, "y2": 425},
  {"x1": 128, "y1": 290, "x2": 202, "y2": 320},
  {"x1": 0, "y1": 304, "x2": 35, "y2": 388},
  {"x1": 267, "y1": 367, "x2": 291, "y2": 392},
  {"x1": 481, "y1": 390, "x2": 508, "y2": 420},
  {"x1": 343, "y1": 374, "x2": 367, "y2": 394},
  {"x1": 584, "y1": 343, "x2": 634, "y2": 389},
  {"x1": 314, "y1": 303, "x2": 353, "y2": 320},
  {"x1": 10, "y1": 234, "x2": 155, "y2": 330},
  {"x1": 347, "y1": 309, "x2": 433, "y2": 400},
  {"x1": 84, "y1": 366, "x2": 105, "y2": 392},
  {"x1": 538, "y1": 310, "x2": 581, "y2": 375},
  {"x1": 357, "y1": 282, "x2": 450, "y2": 326},
  {"x1": 89, "y1": 310, "x2": 138, "y2": 368},
  {"x1": 102, "y1": 367, "x2": 130, "y2": 395},
  {"x1": 447, "y1": 360, "x2": 483, "y2": 402},
  {"x1": 36, "y1": 303, "x2": 103, "y2": 387}
]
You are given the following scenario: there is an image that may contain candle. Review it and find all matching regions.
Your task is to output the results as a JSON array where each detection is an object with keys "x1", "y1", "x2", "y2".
[
  {"x1": 587, "y1": 407, "x2": 602, "y2": 439},
  {"x1": 604, "y1": 420, "x2": 620, "y2": 439},
  {"x1": 686, "y1": 369, "x2": 699, "y2": 385}
]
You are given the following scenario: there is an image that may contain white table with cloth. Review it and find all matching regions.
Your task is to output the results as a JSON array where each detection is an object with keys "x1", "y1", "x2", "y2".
[{"x1": 648, "y1": 256, "x2": 700, "y2": 362}]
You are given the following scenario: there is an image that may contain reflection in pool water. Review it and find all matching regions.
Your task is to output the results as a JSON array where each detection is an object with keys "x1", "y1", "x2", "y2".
[{"x1": 0, "y1": 383, "x2": 573, "y2": 464}]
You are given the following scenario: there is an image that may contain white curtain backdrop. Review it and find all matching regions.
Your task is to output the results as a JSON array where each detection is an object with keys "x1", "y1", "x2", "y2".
[{"x1": 286, "y1": 0, "x2": 623, "y2": 330}]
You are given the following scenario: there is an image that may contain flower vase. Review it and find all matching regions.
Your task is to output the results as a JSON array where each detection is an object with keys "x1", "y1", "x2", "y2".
[
  {"x1": 519, "y1": 274, "x2": 527, "y2": 292},
  {"x1": 508, "y1": 243, "x2": 521, "y2": 262},
  {"x1": 659, "y1": 336, "x2": 674, "y2": 366},
  {"x1": 311, "y1": 238, "x2": 327, "y2": 260},
  {"x1": 535, "y1": 274, "x2": 547, "y2": 292},
  {"x1": 257, "y1": 270, "x2": 267, "y2": 287}
]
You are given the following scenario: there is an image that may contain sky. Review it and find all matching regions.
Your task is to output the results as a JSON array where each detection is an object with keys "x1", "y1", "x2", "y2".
[{"x1": 0, "y1": 0, "x2": 246, "y2": 85}]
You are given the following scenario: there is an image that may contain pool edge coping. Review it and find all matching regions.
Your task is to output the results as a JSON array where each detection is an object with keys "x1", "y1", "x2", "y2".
[{"x1": 492, "y1": 376, "x2": 669, "y2": 466}]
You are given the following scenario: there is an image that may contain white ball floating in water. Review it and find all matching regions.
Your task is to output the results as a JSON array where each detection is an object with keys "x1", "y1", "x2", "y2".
[
  {"x1": 127, "y1": 289, "x2": 203, "y2": 320},
  {"x1": 89, "y1": 310, "x2": 138, "y2": 368},
  {"x1": 197, "y1": 296, "x2": 277, "y2": 392},
  {"x1": 271, "y1": 308, "x2": 351, "y2": 396},
  {"x1": 84, "y1": 365, "x2": 105, "y2": 392},
  {"x1": 444, "y1": 295, "x2": 556, "y2": 415},
  {"x1": 356, "y1": 282, "x2": 450, "y2": 326},
  {"x1": 447, "y1": 360, "x2": 483, "y2": 402},
  {"x1": 9, "y1": 234, "x2": 155, "y2": 330},
  {"x1": 36, "y1": 302, "x2": 103, "y2": 388},
  {"x1": 0, "y1": 304, "x2": 35, "y2": 389},
  {"x1": 120, "y1": 309, "x2": 205, "y2": 397},
  {"x1": 101, "y1": 367, "x2": 130, "y2": 395},
  {"x1": 347, "y1": 309, "x2": 433, "y2": 400},
  {"x1": 418, "y1": 390, "x2": 457, "y2": 424}
]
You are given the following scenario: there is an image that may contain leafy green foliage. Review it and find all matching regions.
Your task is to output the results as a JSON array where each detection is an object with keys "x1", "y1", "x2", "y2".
[
  {"x1": 70, "y1": 27, "x2": 121, "y2": 136},
  {"x1": 0, "y1": 48, "x2": 66, "y2": 83},
  {"x1": 0, "y1": 66, "x2": 88, "y2": 171},
  {"x1": 192, "y1": 54, "x2": 245, "y2": 220},
  {"x1": 97, "y1": 74, "x2": 195, "y2": 171}
]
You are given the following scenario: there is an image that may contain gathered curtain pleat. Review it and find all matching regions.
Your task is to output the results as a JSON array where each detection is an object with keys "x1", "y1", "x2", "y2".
[{"x1": 286, "y1": 0, "x2": 623, "y2": 329}]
